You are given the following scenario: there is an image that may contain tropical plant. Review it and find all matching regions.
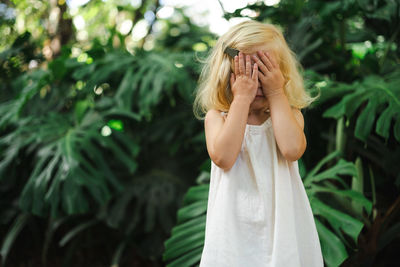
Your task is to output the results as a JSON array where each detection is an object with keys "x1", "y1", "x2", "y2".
[
  {"x1": 0, "y1": 35, "x2": 207, "y2": 266},
  {"x1": 162, "y1": 173, "x2": 209, "y2": 267},
  {"x1": 304, "y1": 151, "x2": 372, "y2": 267}
]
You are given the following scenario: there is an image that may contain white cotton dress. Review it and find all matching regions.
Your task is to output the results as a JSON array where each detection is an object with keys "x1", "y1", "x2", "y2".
[{"x1": 199, "y1": 112, "x2": 324, "y2": 267}]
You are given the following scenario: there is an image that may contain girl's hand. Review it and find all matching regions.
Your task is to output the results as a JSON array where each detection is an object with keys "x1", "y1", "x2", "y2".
[
  {"x1": 230, "y1": 52, "x2": 259, "y2": 103},
  {"x1": 251, "y1": 51, "x2": 285, "y2": 97}
]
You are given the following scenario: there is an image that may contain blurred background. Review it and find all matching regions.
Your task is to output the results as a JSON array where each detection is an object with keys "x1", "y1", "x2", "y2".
[{"x1": 0, "y1": 0, "x2": 399, "y2": 266}]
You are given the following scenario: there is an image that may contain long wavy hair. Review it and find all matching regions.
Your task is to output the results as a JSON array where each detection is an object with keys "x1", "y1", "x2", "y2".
[{"x1": 193, "y1": 20, "x2": 320, "y2": 119}]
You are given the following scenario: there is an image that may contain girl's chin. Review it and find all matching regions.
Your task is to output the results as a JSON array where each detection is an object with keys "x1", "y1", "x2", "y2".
[
  {"x1": 250, "y1": 97, "x2": 268, "y2": 108},
  {"x1": 253, "y1": 95, "x2": 267, "y2": 102}
]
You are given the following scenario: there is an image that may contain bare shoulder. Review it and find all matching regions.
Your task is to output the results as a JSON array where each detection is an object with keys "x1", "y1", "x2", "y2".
[{"x1": 291, "y1": 107, "x2": 304, "y2": 130}]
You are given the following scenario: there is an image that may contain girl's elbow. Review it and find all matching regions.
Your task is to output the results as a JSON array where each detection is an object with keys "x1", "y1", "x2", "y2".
[
  {"x1": 212, "y1": 154, "x2": 235, "y2": 171},
  {"x1": 283, "y1": 142, "x2": 306, "y2": 162},
  {"x1": 283, "y1": 151, "x2": 301, "y2": 162}
]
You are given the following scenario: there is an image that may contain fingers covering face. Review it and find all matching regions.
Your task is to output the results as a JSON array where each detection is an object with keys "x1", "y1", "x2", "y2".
[
  {"x1": 230, "y1": 72, "x2": 235, "y2": 88},
  {"x1": 266, "y1": 51, "x2": 278, "y2": 68},
  {"x1": 258, "y1": 51, "x2": 273, "y2": 71},
  {"x1": 238, "y1": 52, "x2": 245, "y2": 74},
  {"x1": 234, "y1": 55, "x2": 239, "y2": 76},
  {"x1": 235, "y1": 52, "x2": 256, "y2": 77},
  {"x1": 245, "y1": 55, "x2": 251, "y2": 76},
  {"x1": 251, "y1": 51, "x2": 279, "y2": 75},
  {"x1": 251, "y1": 55, "x2": 269, "y2": 75},
  {"x1": 252, "y1": 63, "x2": 258, "y2": 81}
]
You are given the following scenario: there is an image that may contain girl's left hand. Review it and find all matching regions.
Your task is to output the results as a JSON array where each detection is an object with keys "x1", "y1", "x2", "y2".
[{"x1": 251, "y1": 51, "x2": 285, "y2": 97}]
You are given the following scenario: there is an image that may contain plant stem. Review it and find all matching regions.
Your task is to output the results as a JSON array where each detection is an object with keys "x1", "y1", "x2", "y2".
[
  {"x1": 336, "y1": 116, "x2": 346, "y2": 155},
  {"x1": 369, "y1": 164, "x2": 377, "y2": 220}
]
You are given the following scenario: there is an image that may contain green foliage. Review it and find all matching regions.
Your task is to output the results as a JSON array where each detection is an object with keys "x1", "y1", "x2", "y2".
[
  {"x1": 0, "y1": 36, "x2": 205, "y2": 265},
  {"x1": 304, "y1": 151, "x2": 372, "y2": 267},
  {"x1": 320, "y1": 70, "x2": 400, "y2": 142},
  {"x1": 0, "y1": 67, "x2": 139, "y2": 218},
  {"x1": 163, "y1": 173, "x2": 208, "y2": 267},
  {"x1": 112, "y1": 50, "x2": 198, "y2": 119},
  {"x1": 0, "y1": 31, "x2": 40, "y2": 87},
  {"x1": 0, "y1": 213, "x2": 31, "y2": 266}
]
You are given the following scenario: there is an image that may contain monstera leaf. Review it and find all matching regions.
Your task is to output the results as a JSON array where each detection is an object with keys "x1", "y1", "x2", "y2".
[
  {"x1": 318, "y1": 69, "x2": 400, "y2": 143},
  {"x1": 304, "y1": 150, "x2": 372, "y2": 267},
  {"x1": 85, "y1": 50, "x2": 197, "y2": 121},
  {"x1": 15, "y1": 109, "x2": 140, "y2": 218},
  {"x1": 163, "y1": 172, "x2": 209, "y2": 267},
  {"x1": 0, "y1": 47, "x2": 201, "y2": 266},
  {"x1": 0, "y1": 69, "x2": 139, "y2": 218}
]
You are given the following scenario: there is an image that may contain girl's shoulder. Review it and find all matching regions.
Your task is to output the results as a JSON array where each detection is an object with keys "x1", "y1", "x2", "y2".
[
  {"x1": 205, "y1": 109, "x2": 226, "y2": 118},
  {"x1": 205, "y1": 109, "x2": 226, "y2": 125}
]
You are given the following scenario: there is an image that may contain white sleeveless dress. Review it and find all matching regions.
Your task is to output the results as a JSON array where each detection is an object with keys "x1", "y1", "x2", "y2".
[{"x1": 199, "y1": 112, "x2": 324, "y2": 267}]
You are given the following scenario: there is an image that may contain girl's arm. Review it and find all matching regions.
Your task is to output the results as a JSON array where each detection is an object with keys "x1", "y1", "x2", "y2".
[
  {"x1": 205, "y1": 97, "x2": 252, "y2": 171},
  {"x1": 205, "y1": 53, "x2": 258, "y2": 171},
  {"x1": 268, "y1": 92, "x2": 306, "y2": 161},
  {"x1": 252, "y1": 51, "x2": 306, "y2": 161}
]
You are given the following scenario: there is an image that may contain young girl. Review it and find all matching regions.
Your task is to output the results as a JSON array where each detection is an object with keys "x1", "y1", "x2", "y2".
[{"x1": 193, "y1": 20, "x2": 323, "y2": 266}]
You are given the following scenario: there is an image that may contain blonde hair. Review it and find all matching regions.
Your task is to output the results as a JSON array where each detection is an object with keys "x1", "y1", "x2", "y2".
[{"x1": 193, "y1": 20, "x2": 320, "y2": 119}]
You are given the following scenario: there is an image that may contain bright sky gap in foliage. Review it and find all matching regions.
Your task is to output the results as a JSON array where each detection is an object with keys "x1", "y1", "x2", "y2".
[{"x1": 66, "y1": 0, "x2": 281, "y2": 35}]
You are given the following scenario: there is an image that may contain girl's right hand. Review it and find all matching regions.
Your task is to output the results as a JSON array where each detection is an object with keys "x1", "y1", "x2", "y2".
[{"x1": 230, "y1": 52, "x2": 259, "y2": 104}]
